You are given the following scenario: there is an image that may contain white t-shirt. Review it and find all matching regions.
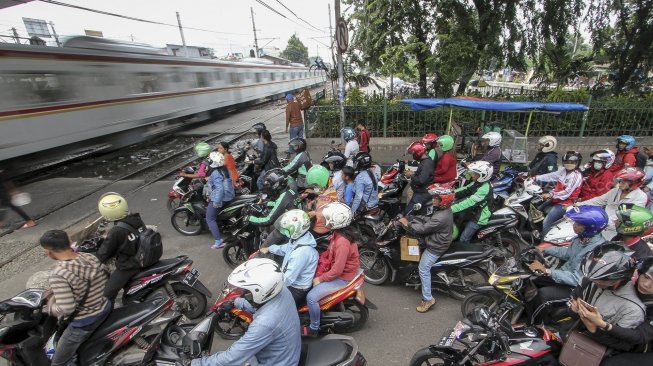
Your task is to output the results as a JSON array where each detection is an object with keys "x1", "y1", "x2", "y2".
[{"x1": 344, "y1": 140, "x2": 359, "y2": 167}]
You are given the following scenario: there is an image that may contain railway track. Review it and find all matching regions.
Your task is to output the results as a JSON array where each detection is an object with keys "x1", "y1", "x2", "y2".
[{"x1": 0, "y1": 108, "x2": 285, "y2": 270}]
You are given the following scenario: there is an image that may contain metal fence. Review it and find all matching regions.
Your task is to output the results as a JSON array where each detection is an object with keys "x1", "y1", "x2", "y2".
[{"x1": 306, "y1": 99, "x2": 653, "y2": 138}]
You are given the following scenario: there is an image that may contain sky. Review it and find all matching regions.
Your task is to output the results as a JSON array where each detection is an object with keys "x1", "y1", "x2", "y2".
[{"x1": 0, "y1": 0, "x2": 336, "y2": 57}]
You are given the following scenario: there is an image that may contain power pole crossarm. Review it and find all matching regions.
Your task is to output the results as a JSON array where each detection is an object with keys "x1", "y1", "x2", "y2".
[
  {"x1": 176, "y1": 11, "x2": 189, "y2": 58},
  {"x1": 251, "y1": 7, "x2": 259, "y2": 58}
]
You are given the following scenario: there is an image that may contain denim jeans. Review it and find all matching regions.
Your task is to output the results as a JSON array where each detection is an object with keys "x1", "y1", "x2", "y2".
[
  {"x1": 306, "y1": 278, "x2": 348, "y2": 330},
  {"x1": 459, "y1": 221, "x2": 481, "y2": 243},
  {"x1": 419, "y1": 250, "x2": 440, "y2": 300},
  {"x1": 256, "y1": 169, "x2": 266, "y2": 191},
  {"x1": 542, "y1": 204, "x2": 566, "y2": 236},
  {"x1": 289, "y1": 125, "x2": 304, "y2": 140},
  {"x1": 51, "y1": 312, "x2": 109, "y2": 365},
  {"x1": 206, "y1": 202, "x2": 225, "y2": 241}
]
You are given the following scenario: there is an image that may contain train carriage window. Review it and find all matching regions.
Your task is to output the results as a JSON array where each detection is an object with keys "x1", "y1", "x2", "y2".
[
  {"x1": 255, "y1": 73, "x2": 262, "y2": 83},
  {"x1": 282, "y1": 73, "x2": 287, "y2": 81},
  {"x1": 195, "y1": 72, "x2": 209, "y2": 88},
  {"x1": 214, "y1": 70, "x2": 223, "y2": 81},
  {"x1": 0, "y1": 73, "x2": 74, "y2": 108},
  {"x1": 134, "y1": 72, "x2": 160, "y2": 93},
  {"x1": 270, "y1": 72, "x2": 275, "y2": 81}
]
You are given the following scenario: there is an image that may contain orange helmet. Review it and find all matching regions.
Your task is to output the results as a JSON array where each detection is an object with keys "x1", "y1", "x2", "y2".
[{"x1": 422, "y1": 133, "x2": 439, "y2": 147}]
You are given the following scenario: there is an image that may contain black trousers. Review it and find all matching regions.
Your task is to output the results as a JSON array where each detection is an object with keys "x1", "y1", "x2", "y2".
[
  {"x1": 526, "y1": 276, "x2": 574, "y2": 324},
  {"x1": 288, "y1": 286, "x2": 309, "y2": 307},
  {"x1": 601, "y1": 351, "x2": 653, "y2": 366},
  {"x1": 104, "y1": 268, "x2": 140, "y2": 302},
  {"x1": 404, "y1": 191, "x2": 433, "y2": 216},
  {"x1": 0, "y1": 186, "x2": 31, "y2": 222}
]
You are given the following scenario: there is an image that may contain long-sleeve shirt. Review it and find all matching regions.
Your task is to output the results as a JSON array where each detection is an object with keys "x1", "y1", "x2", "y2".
[
  {"x1": 357, "y1": 129, "x2": 370, "y2": 153},
  {"x1": 350, "y1": 170, "x2": 378, "y2": 213},
  {"x1": 405, "y1": 209, "x2": 453, "y2": 256},
  {"x1": 285, "y1": 101, "x2": 303, "y2": 128},
  {"x1": 254, "y1": 142, "x2": 280, "y2": 171},
  {"x1": 95, "y1": 213, "x2": 145, "y2": 270},
  {"x1": 410, "y1": 157, "x2": 435, "y2": 193},
  {"x1": 578, "y1": 187, "x2": 649, "y2": 231},
  {"x1": 579, "y1": 169, "x2": 614, "y2": 201},
  {"x1": 543, "y1": 234, "x2": 605, "y2": 286},
  {"x1": 473, "y1": 146, "x2": 502, "y2": 178},
  {"x1": 209, "y1": 168, "x2": 235, "y2": 206},
  {"x1": 192, "y1": 287, "x2": 300, "y2": 366},
  {"x1": 528, "y1": 151, "x2": 558, "y2": 176},
  {"x1": 282, "y1": 151, "x2": 311, "y2": 180},
  {"x1": 224, "y1": 153, "x2": 239, "y2": 187},
  {"x1": 344, "y1": 183, "x2": 354, "y2": 206},
  {"x1": 344, "y1": 140, "x2": 359, "y2": 166},
  {"x1": 332, "y1": 170, "x2": 345, "y2": 200},
  {"x1": 433, "y1": 152, "x2": 457, "y2": 183},
  {"x1": 610, "y1": 147, "x2": 639, "y2": 173},
  {"x1": 536, "y1": 168, "x2": 583, "y2": 205},
  {"x1": 268, "y1": 232, "x2": 319, "y2": 289},
  {"x1": 317, "y1": 231, "x2": 360, "y2": 283},
  {"x1": 248, "y1": 188, "x2": 298, "y2": 226},
  {"x1": 604, "y1": 292, "x2": 653, "y2": 352},
  {"x1": 48, "y1": 253, "x2": 109, "y2": 325},
  {"x1": 451, "y1": 181, "x2": 492, "y2": 225}
]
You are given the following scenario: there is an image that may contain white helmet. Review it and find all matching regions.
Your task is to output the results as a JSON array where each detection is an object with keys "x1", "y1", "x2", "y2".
[
  {"x1": 538, "y1": 136, "x2": 557, "y2": 153},
  {"x1": 481, "y1": 132, "x2": 502, "y2": 147},
  {"x1": 209, "y1": 151, "x2": 225, "y2": 168},
  {"x1": 321, "y1": 202, "x2": 353, "y2": 230},
  {"x1": 274, "y1": 209, "x2": 311, "y2": 240},
  {"x1": 467, "y1": 161, "x2": 494, "y2": 182},
  {"x1": 227, "y1": 258, "x2": 284, "y2": 305}
]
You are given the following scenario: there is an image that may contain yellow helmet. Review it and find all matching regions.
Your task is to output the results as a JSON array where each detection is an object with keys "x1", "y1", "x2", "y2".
[{"x1": 98, "y1": 192, "x2": 129, "y2": 221}]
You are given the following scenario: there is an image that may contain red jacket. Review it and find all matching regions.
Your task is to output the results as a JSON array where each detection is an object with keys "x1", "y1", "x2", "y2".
[
  {"x1": 358, "y1": 129, "x2": 370, "y2": 153},
  {"x1": 609, "y1": 147, "x2": 638, "y2": 173},
  {"x1": 579, "y1": 169, "x2": 614, "y2": 201},
  {"x1": 317, "y1": 232, "x2": 360, "y2": 283},
  {"x1": 433, "y1": 152, "x2": 457, "y2": 183}
]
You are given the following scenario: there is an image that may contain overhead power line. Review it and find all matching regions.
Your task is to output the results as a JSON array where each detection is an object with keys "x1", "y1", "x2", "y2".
[
  {"x1": 21, "y1": 0, "x2": 249, "y2": 36},
  {"x1": 254, "y1": 0, "x2": 326, "y2": 34},
  {"x1": 273, "y1": 0, "x2": 322, "y2": 32}
]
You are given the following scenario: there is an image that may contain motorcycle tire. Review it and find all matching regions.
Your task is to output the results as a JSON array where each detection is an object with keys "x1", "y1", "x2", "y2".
[
  {"x1": 358, "y1": 248, "x2": 390, "y2": 285},
  {"x1": 215, "y1": 310, "x2": 249, "y2": 340},
  {"x1": 409, "y1": 349, "x2": 469, "y2": 366},
  {"x1": 170, "y1": 209, "x2": 203, "y2": 236},
  {"x1": 332, "y1": 299, "x2": 369, "y2": 333},
  {"x1": 498, "y1": 235, "x2": 526, "y2": 259},
  {"x1": 460, "y1": 293, "x2": 498, "y2": 318},
  {"x1": 445, "y1": 266, "x2": 489, "y2": 301},
  {"x1": 222, "y1": 241, "x2": 248, "y2": 269},
  {"x1": 166, "y1": 197, "x2": 181, "y2": 213},
  {"x1": 171, "y1": 283, "x2": 207, "y2": 320}
]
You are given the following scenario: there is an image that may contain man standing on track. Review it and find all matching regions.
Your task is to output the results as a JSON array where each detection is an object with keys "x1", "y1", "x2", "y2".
[{"x1": 285, "y1": 93, "x2": 304, "y2": 154}]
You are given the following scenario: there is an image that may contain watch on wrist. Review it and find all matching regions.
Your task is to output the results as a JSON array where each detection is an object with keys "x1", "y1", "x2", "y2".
[{"x1": 601, "y1": 322, "x2": 611, "y2": 331}]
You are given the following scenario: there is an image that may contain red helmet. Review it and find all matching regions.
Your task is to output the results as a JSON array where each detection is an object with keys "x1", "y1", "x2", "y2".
[
  {"x1": 422, "y1": 133, "x2": 439, "y2": 146},
  {"x1": 406, "y1": 141, "x2": 428, "y2": 160},
  {"x1": 428, "y1": 183, "x2": 455, "y2": 209},
  {"x1": 614, "y1": 167, "x2": 646, "y2": 190}
]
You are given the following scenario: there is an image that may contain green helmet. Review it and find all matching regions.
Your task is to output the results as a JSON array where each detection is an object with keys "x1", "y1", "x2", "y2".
[
  {"x1": 616, "y1": 204, "x2": 653, "y2": 236},
  {"x1": 274, "y1": 209, "x2": 311, "y2": 240},
  {"x1": 194, "y1": 142, "x2": 212, "y2": 158},
  {"x1": 306, "y1": 165, "x2": 330, "y2": 189},
  {"x1": 437, "y1": 135, "x2": 454, "y2": 152}
]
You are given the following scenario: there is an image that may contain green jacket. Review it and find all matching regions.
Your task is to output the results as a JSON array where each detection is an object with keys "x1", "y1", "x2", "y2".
[
  {"x1": 451, "y1": 181, "x2": 492, "y2": 225},
  {"x1": 248, "y1": 188, "x2": 299, "y2": 226}
]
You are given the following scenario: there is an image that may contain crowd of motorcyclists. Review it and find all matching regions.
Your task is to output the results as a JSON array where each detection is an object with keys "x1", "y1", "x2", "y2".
[{"x1": 12, "y1": 104, "x2": 653, "y2": 366}]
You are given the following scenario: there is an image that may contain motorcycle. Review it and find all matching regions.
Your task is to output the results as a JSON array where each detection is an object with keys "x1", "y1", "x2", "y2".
[
  {"x1": 0, "y1": 288, "x2": 202, "y2": 365},
  {"x1": 377, "y1": 160, "x2": 410, "y2": 221},
  {"x1": 490, "y1": 166, "x2": 527, "y2": 209},
  {"x1": 211, "y1": 270, "x2": 377, "y2": 340},
  {"x1": 409, "y1": 304, "x2": 561, "y2": 366},
  {"x1": 495, "y1": 176, "x2": 546, "y2": 244},
  {"x1": 452, "y1": 209, "x2": 528, "y2": 259},
  {"x1": 221, "y1": 200, "x2": 271, "y2": 268},
  {"x1": 358, "y1": 214, "x2": 498, "y2": 300},
  {"x1": 460, "y1": 249, "x2": 574, "y2": 327},
  {"x1": 166, "y1": 167, "x2": 205, "y2": 213},
  {"x1": 170, "y1": 194, "x2": 258, "y2": 236}
]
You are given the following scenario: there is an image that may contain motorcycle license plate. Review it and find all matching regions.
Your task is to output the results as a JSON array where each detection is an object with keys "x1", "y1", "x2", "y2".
[
  {"x1": 437, "y1": 328, "x2": 456, "y2": 347},
  {"x1": 183, "y1": 269, "x2": 200, "y2": 287}
]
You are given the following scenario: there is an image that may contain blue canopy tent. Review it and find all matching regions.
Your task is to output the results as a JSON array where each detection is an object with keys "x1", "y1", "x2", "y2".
[{"x1": 401, "y1": 98, "x2": 589, "y2": 136}]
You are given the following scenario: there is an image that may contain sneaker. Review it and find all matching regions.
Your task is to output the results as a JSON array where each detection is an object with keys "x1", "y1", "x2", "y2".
[
  {"x1": 301, "y1": 325, "x2": 318, "y2": 338},
  {"x1": 211, "y1": 240, "x2": 225, "y2": 249},
  {"x1": 416, "y1": 298, "x2": 437, "y2": 313}
]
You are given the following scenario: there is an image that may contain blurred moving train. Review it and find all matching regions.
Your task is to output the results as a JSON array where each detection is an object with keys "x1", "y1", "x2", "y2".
[{"x1": 0, "y1": 36, "x2": 325, "y2": 165}]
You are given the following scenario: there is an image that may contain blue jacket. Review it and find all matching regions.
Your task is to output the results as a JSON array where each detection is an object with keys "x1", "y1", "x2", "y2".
[
  {"x1": 269, "y1": 232, "x2": 319, "y2": 289},
  {"x1": 209, "y1": 168, "x2": 235, "y2": 206},
  {"x1": 344, "y1": 183, "x2": 354, "y2": 206},
  {"x1": 544, "y1": 234, "x2": 605, "y2": 286},
  {"x1": 192, "y1": 287, "x2": 300, "y2": 366},
  {"x1": 351, "y1": 170, "x2": 379, "y2": 213}
]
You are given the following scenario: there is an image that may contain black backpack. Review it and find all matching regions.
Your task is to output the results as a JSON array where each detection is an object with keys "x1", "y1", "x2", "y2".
[
  {"x1": 116, "y1": 222, "x2": 163, "y2": 268},
  {"x1": 635, "y1": 150, "x2": 648, "y2": 170}
]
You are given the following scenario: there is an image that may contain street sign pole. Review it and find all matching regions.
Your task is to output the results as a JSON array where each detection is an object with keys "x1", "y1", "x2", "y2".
[{"x1": 334, "y1": 0, "x2": 347, "y2": 129}]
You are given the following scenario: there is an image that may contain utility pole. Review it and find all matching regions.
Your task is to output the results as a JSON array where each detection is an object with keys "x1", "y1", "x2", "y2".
[
  {"x1": 176, "y1": 12, "x2": 189, "y2": 58},
  {"x1": 334, "y1": 0, "x2": 346, "y2": 128},
  {"x1": 11, "y1": 27, "x2": 20, "y2": 44},
  {"x1": 327, "y1": 3, "x2": 336, "y2": 99},
  {"x1": 49, "y1": 21, "x2": 61, "y2": 47},
  {"x1": 250, "y1": 7, "x2": 259, "y2": 58}
]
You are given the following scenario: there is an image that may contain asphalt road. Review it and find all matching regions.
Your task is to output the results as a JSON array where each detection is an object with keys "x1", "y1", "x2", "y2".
[{"x1": 0, "y1": 104, "x2": 466, "y2": 365}]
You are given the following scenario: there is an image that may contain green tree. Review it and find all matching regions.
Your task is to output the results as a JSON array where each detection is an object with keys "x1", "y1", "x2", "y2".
[{"x1": 280, "y1": 34, "x2": 309, "y2": 65}]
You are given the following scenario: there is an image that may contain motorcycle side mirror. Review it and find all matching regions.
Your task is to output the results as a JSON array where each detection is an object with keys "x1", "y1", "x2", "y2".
[{"x1": 413, "y1": 203, "x2": 422, "y2": 212}]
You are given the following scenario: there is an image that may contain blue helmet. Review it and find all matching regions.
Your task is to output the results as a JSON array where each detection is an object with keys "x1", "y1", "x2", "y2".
[
  {"x1": 565, "y1": 206, "x2": 609, "y2": 239},
  {"x1": 617, "y1": 135, "x2": 636, "y2": 150},
  {"x1": 341, "y1": 127, "x2": 357, "y2": 142},
  {"x1": 286, "y1": 93, "x2": 294, "y2": 101}
]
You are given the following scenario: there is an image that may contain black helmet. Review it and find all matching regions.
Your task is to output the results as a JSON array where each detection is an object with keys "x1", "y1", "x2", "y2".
[
  {"x1": 354, "y1": 152, "x2": 372, "y2": 171},
  {"x1": 262, "y1": 168, "x2": 288, "y2": 196},
  {"x1": 562, "y1": 151, "x2": 582, "y2": 168},
  {"x1": 582, "y1": 242, "x2": 636, "y2": 283},
  {"x1": 252, "y1": 123, "x2": 266, "y2": 133},
  {"x1": 637, "y1": 257, "x2": 653, "y2": 277},
  {"x1": 324, "y1": 152, "x2": 346, "y2": 171},
  {"x1": 288, "y1": 138, "x2": 307, "y2": 153}
]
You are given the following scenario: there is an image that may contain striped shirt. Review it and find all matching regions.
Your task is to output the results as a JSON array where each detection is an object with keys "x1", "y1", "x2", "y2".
[{"x1": 48, "y1": 253, "x2": 109, "y2": 323}]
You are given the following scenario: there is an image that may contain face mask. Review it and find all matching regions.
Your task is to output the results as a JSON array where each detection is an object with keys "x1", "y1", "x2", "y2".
[
  {"x1": 593, "y1": 162, "x2": 603, "y2": 170},
  {"x1": 563, "y1": 163, "x2": 576, "y2": 170}
]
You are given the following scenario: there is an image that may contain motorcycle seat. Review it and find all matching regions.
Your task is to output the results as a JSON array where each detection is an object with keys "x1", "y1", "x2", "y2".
[
  {"x1": 88, "y1": 297, "x2": 168, "y2": 342},
  {"x1": 225, "y1": 194, "x2": 257, "y2": 207},
  {"x1": 482, "y1": 216, "x2": 515, "y2": 227},
  {"x1": 439, "y1": 250, "x2": 491, "y2": 261},
  {"x1": 300, "y1": 339, "x2": 351, "y2": 366},
  {"x1": 133, "y1": 256, "x2": 189, "y2": 279}
]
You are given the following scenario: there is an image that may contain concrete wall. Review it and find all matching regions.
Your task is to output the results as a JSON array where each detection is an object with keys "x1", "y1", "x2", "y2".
[{"x1": 307, "y1": 136, "x2": 653, "y2": 165}]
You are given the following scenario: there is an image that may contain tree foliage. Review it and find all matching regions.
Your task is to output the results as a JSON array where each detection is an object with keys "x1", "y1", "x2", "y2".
[{"x1": 280, "y1": 34, "x2": 309, "y2": 65}]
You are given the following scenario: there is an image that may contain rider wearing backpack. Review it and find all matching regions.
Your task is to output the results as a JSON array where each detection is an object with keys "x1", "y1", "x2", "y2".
[{"x1": 96, "y1": 192, "x2": 147, "y2": 302}]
